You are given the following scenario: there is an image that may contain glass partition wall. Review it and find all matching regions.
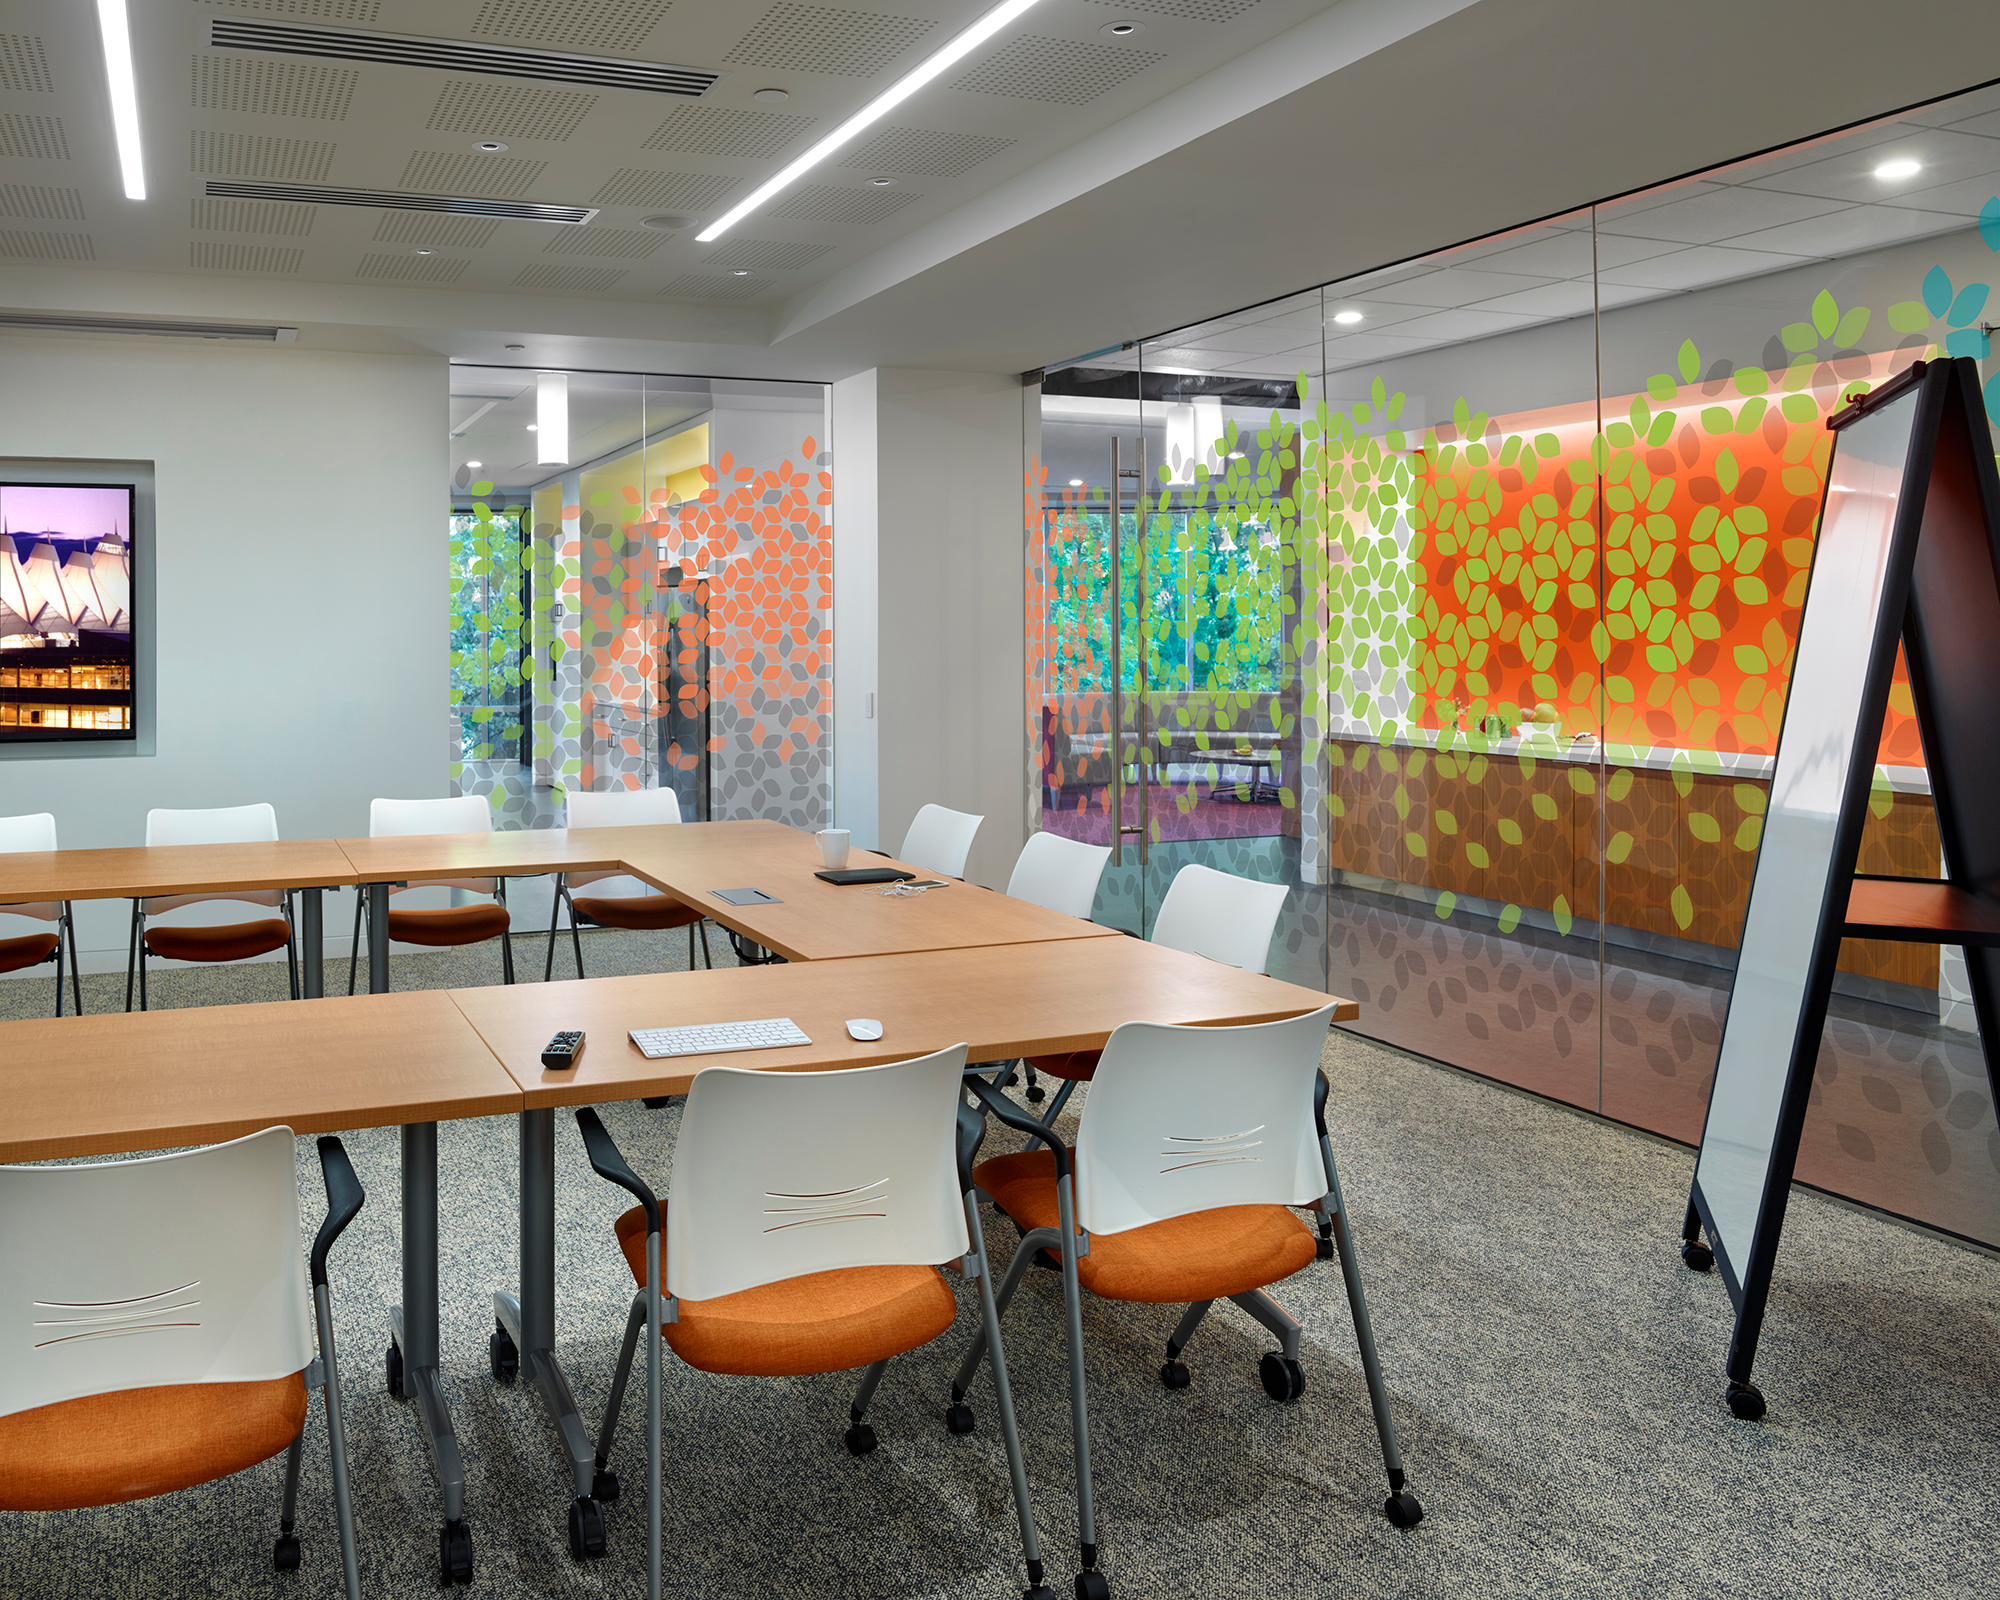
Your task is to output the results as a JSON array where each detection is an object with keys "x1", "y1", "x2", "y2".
[
  {"x1": 447, "y1": 369, "x2": 833, "y2": 831},
  {"x1": 1027, "y1": 81, "x2": 2000, "y2": 1246}
]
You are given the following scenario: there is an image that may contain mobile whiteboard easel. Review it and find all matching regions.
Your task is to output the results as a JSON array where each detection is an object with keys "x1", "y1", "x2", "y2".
[{"x1": 1682, "y1": 356, "x2": 2000, "y2": 1420}]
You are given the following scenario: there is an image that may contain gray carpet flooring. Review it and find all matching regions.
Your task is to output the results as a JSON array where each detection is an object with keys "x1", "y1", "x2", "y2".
[{"x1": 4, "y1": 932, "x2": 1999, "y2": 1599}]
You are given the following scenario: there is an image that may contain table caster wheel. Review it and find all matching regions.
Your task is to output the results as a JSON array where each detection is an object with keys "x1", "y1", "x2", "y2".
[
  {"x1": 1160, "y1": 1359, "x2": 1190, "y2": 1390},
  {"x1": 273, "y1": 1532, "x2": 301, "y2": 1571},
  {"x1": 385, "y1": 1341, "x2": 404, "y2": 1401},
  {"x1": 568, "y1": 1496, "x2": 606, "y2": 1560},
  {"x1": 844, "y1": 1421, "x2": 878, "y2": 1455},
  {"x1": 489, "y1": 1321, "x2": 518, "y2": 1383},
  {"x1": 1259, "y1": 1351, "x2": 1305, "y2": 1403},
  {"x1": 1075, "y1": 1568, "x2": 1111, "y2": 1600},
  {"x1": 439, "y1": 1518, "x2": 473, "y2": 1586},
  {"x1": 1385, "y1": 1491, "x2": 1424, "y2": 1528},
  {"x1": 1727, "y1": 1381, "x2": 1766, "y2": 1421},
  {"x1": 945, "y1": 1401, "x2": 975, "y2": 1435},
  {"x1": 1681, "y1": 1240, "x2": 1714, "y2": 1272},
  {"x1": 593, "y1": 1466, "x2": 620, "y2": 1502}
]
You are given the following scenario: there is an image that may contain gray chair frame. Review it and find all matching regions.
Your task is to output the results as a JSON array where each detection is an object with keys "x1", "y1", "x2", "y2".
[{"x1": 125, "y1": 891, "x2": 298, "y2": 1011}]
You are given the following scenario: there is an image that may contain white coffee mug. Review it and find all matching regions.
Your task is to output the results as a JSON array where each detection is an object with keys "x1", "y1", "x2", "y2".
[{"x1": 816, "y1": 828, "x2": 851, "y2": 869}]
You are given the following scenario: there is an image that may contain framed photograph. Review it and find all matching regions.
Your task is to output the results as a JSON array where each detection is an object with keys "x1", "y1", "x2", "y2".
[{"x1": 0, "y1": 481, "x2": 137, "y2": 743}]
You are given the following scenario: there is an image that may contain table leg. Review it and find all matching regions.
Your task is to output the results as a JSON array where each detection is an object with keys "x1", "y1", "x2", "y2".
[
  {"x1": 391, "y1": 1120, "x2": 473, "y2": 1584},
  {"x1": 368, "y1": 882, "x2": 390, "y2": 996},
  {"x1": 493, "y1": 1108, "x2": 600, "y2": 1551},
  {"x1": 300, "y1": 888, "x2": 323, "y2": 1000}
]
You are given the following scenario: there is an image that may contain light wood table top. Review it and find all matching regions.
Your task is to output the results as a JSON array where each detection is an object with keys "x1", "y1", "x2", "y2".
[
  {"x1": 451, "y1": 935, "x2": 1356, "y2": 1107},
  {"x1": 335, "y1": 828, "x2": 635, "y2": 883},
  {"x1": 0, "y1": 991, "x2": 522, "y2": 1163},
  {"x1": 607, "y1": 820, "x2": 1125, "y2": 962},
  {"x1": 0, "y1": 839, "x2": 359, "y2": 903}
]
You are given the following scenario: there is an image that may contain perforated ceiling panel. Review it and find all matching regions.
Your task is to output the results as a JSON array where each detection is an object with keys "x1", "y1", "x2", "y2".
[
  {"x1": 725, "y1": 4, "x2": 935, "y2": 76},
  {"x1": 192, "y1": 54, "x2": 357, "y2": 119},
  {"x1": 190, "y1": 240, "x2": 303, "y2": 272},
  {"x1": 642, "y1": 105, "x2": 814, "y2": 159},
  {"x1": 426, "y1": 80, "x2": 597, "y2": 142},
  {"x1": 661, "y1": 273, "x2": 772, "y2": 301},
  {"x1": 356, "y1": 250, "x2": 470, "y2": 281},
  {"x1": 471, "y1": 0, "x2": 672, "y2": 53},
  {"x1": 951, "y1": 36, "x2": 1164, "y2": 103},
  {"x1": 191, "y1": 130, "x2": 336, "y2": 181},
  {"x1": 590, "y1": 168, "x2": 737, "y2": 209},
  {"x1": 191, "y1": 196, "x2": 316, "y2": 234},
  {"x1": 543, "y1": 227, "x2": 661, "y2": 258},
  {"x1": 0, "y1": 230, "x2": 92, "y2": 261},
  {"x1": 0, "y1": 184, "x2": 84, "y2": 221},
  {"x1": 1115, "y1": 0, "x2": 1262, "y2": 18},
  {"x1": 203, "y1": 0, "x2": 383, "y2": 20},
  {"x1": 372, "y1": 211, "x2": 499, "y2": 246},
  {"x1": 0, "y1": 34, "x2": 54, "y2": 94},
  {"x1": 840, "y1": 124, "x2": 1012, "y2": 177},
  {"x1": 0, "y1": 114, "x2": 69, "y2": 162},
  {"x1": 400, "y1": 150, "x2": 546, "y2": 197},
  {"x1": 766, "y1": 182, "x2": 916, "y2": 224},
  {"x1": 703, "y1": 237, "x2": 829, "y2": 270},
  {"x1": 512, "y1": 262, "x2": 623, "y2": 290}
]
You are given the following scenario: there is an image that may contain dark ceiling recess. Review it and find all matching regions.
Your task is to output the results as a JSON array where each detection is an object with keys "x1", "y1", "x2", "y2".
[
  {"x1": 1042, "y1": 366, "x2": 1301, "y2": 409},
  {"x1": 204, "y1": 179, "x2": 596, "y2": 224}
]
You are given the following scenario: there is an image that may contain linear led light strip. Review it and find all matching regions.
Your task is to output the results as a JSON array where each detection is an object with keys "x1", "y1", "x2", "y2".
[
  {"x1": 96, "y1": 0, "x2": 145, "y2": 199},
  {"x1": 695, "y1": 0, "x2": 1043, "y2": 242}
]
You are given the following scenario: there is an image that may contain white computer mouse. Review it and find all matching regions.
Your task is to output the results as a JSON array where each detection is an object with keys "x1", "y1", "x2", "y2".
[{"x1": 846, "y1": 1018, "x2": 884, "y2": 1042}]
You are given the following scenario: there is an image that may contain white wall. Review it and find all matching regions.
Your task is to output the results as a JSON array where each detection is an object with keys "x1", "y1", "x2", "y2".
[
  {"x1": 830, "y1": 369, "x2": 879, "y2": 850},
  {"x1": 864, "y1": 367, "x2": 1025, "y2": 889},
  {"x1": 0, "y1": 333, "x2": 446, "y2": 966}
]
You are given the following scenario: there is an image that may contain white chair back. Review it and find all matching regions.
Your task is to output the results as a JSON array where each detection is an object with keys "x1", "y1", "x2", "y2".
[
  {"x1": 143, "y1": 803, "x2": 283, "y2": 916},
  {"x1": 370, "y1": 795, "x2": 496, "y2": 897},
  {"x1": 0, "y1": 812, "x2": 59, "y2": 923},
  {"x1": 1005, "y1": 832, "x2": 1111, "y2": 920},
  {"x1": 899, "y1": 804, "x2": 983, "y2": 880},
  {"x1": 1074, "y1": 1005, "x2": 1337, "y2": 1237},
  {"x1": 0, "y1": 1127, "x2": 315, "y2": 1417},
  {"x1": 566, "y1": 787, "x2": 682, "y2": 896},
  {"x1": 1148, "y1": 862, "x2": 1289, "y2": 973},
  {"x1": 666, "y1": 1044, "x2": 971, "y2": 1303}
]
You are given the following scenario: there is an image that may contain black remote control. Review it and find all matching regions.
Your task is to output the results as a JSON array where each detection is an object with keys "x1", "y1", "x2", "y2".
[{"x1": 542, "y1": 1030, "x2": 584, "y2": 1069}]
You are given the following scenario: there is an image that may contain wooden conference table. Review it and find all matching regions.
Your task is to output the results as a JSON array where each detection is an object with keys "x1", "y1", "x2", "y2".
[{"x1": 0, "y1": 819, "x2": 1352, "y2": 1578}]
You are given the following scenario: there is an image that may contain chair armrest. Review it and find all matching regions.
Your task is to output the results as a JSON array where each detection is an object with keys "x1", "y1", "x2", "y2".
[
  {"x1": 955, "y1": 1100, "x2": 988, "y2": 1192},
  {"x1": 310, "y1": 1137, "x2": 365, "y2": 1288},
  {"x1": 965, "y1": 1078, "x2": 1071, "y2": 1182},
  {"x1": 1313, "y1": 1069, "x2": 1330, "y2": 1141},
  {"x1": 575, "y1": 1107, "x2": 660, "y2": 1234}
]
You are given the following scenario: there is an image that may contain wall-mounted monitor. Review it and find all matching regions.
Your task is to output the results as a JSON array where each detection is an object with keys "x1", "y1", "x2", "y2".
[{"x1": 0, "y1": 481, "x2": 137, "y2": 742}]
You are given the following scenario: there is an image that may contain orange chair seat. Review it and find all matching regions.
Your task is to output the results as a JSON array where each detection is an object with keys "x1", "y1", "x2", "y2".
[
  {"x1": 0, "y1": 1373, "x2": 307, "y2": 1512},
  {"x1": 0, "y1": 931, "x2": 58, "y2": 974},
  {"x1": 386, "y1": 904, "x2": 510, "y2": 947},
  {"x1": 974, "y1": 1149, "x2": 1317, "y2": 1304},
  {"x1": 572, "y1": 894, "x2": 703, "y2": 932},
  {"x1": 614, "y1": 1207, "x2": 956, "y2": 1377},
  {"x1": 144, "y1": 921, "x2": 290, "y2": 964},
  {"x1": 1027, "y1": 1050, "x2": 1101, "y2": 1084}
]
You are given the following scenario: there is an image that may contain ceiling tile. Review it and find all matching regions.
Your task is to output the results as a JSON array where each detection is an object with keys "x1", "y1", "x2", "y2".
[
  {"x1": 725, "y1": 4, "x2": 937, "y2": 77},
  {"x1": 1470, "y1": 279, "x2": 1659, "y2": 319},
  {"x1": 1594, "y1": 184, "x2": 1850, "y2": 244},
  {"x1": 1723, "y1": 203, "x2": 1972, "y2": 258},
  {"x1": 1743, "y1": 126, "x2": 2000, "y2": 202},
  {"x1": 470, "y1": 0, "x2": 672, "y2": 54},
  {"x1": 840, "y1": 125, "x2": 1015, "y2": 179},
  {"x1": 1360, "y1": 267, "x2": 1559, "y2": 309},
  {"x1": 951, "y1": 36, "x2": 1166, "y2": 105},
  {"x1": 1382, "y1": 307, "x2": 1539, "y2": 340},
  {"x1": 1595, "y1": 243, "x2": 1813, "y2": 290},
  {"x1": 1878, "y1": 172, "x2": 2000, "y2": 218},
  {"x1": 642, "y1": 105, "x2": 817, "y2": 161}
]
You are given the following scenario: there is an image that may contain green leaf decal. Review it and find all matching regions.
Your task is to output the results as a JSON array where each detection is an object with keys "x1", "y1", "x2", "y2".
[
  {"x1": 1677, "y1": 339, "x2": 1700, "y2": 383},
  {"x1": 1810, "y1": 290, "x2": 1839, "y2": 339}
]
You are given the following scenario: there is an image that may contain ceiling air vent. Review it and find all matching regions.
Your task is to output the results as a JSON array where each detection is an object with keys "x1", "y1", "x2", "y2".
[
  {"x1": 0, "y1": 312, "x2": 299, "y2": 341},
  {"x1": 209, "y1": 18, "x2": 722, "y2": 96},
  {"x1": 204, "y1": 180, "x2": 596, "y2": 225}
]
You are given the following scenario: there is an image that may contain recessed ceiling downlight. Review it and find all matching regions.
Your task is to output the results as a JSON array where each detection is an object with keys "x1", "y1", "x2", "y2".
[
  {"x1": 473, "y1": 140, "x2": 509, "y2": 153},
  {"x1": 1333, "y1": 310, "x2": 1364, "y2": 325},
  {"x1": 641, "y1": 213, "x2": 696, "y2": 230},
  {"x1": 1872, "y1": 157, "x2": 1921, "y2": 180},
  {"x1": 753, "y1": 87, "x2": 790, "y2": 103},
  {"x1": 1101, "y1": 20, "x2": 1144, "y2": 36},
  {"x1": 867, "y1": 176, "x2": 896, "y2": 186}
]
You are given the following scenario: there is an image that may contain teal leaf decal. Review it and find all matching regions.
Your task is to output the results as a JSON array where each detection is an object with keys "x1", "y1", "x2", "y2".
[
  {"x1": 1946, "y1": 283, "x2": 1990, "y2": 328},
  {"x1": 1923, "y1": 265, "x2": 1954, "y2": 317},
  {"x1": 1981, "y1": 196, "x2": 2000, "y2": 254},
  {"x1": 1944, "y1": 328, "x2": 1991, "y2": 360},
  {"x1": 1987, "y1": 372, "x2": 2000, "y2": 421}
]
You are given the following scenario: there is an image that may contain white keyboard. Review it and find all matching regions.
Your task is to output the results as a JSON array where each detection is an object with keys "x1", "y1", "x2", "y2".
[{"x1": 628, "y1": 1018, "x2": 811, "y2": 1060}]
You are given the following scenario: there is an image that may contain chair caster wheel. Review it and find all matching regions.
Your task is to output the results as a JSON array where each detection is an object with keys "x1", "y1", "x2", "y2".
[
  {"x1": 844, "y1": 1421, "x2": 878, "y2": 1455},
  {"x1": 1075, "y1": 1569, "x2": 1111, "y2": 1600},
  {"x1": 945, "y1": 1402, "x2": 976, "y2": 1435},
  {"x1": 1025, "y1": 1086, "x2": 1046, "y2": 1104},
  {"x1": 1385, "y1": 1491, "x2": 1424, "y2": 1528},
  {"x1": 1160, "y1": 1359, "x2": 1190, "y2": 1390},
  {"x1": 1259, "y1": 1351, "x2": 1305, "y2": 1403},
  {"x1": 273, "y1": 1532, "x2": 301, "y2": 1571},
  {"x1": 489, "y1": 1321, "x2": 518, "y2": 1383},
  {"x1": 641, "y1": 1096, "x2": 671, "y2": 1109},
  {"x1": 593, "y1": 1467, "x2": 620, "y2": 1503},
  {"x1": 439, "y1": 1518, "x2": 473, "y2": 1585},
  {"x1": 568, "y1": 1496, "x2": 606, "y2": 1560},
  {"x1": 1027, "y1": 1587, "x2": 1058, "y2": 1600},
  {"x1": 1315, "y1": 1235, "x2": 1334, "y2": 1261},
  {"x1": 385, "y1": 1341, "x2": 404, "y2": 1400},
  {"x1": 1726, "y1": 1381, "x2": 1766, "y2": 1421},
  {"x1": 1681, "y1": 1240, "x2": 1714, "y2": 1272}
]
